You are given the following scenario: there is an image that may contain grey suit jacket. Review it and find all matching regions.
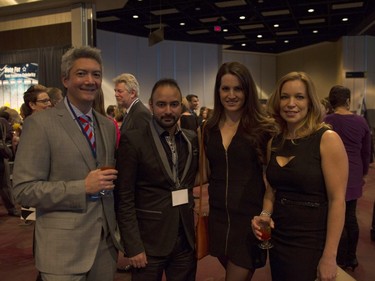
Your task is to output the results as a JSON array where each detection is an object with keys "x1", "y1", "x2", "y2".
[{"x1": 12, "y1": 101, "x2": 122, "y2": 274}]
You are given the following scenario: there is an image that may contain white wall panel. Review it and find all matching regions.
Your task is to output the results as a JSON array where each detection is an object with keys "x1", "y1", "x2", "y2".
[
  {"x1": 97, "y1": 29, "x2": 219, "y2": 110},
  {"x1": 222, "y1": 50, "x2": 277, "y2": 100}
]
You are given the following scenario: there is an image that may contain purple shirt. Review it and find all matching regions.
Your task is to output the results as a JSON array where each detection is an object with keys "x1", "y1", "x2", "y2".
[{"x1": 324, "y1": 113, "x2": 371, "y2": 201}]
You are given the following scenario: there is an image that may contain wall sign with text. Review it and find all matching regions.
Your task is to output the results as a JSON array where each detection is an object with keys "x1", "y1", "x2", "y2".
[{"x1": 0, "y1": 63, "x2": 39, "y2": 110}]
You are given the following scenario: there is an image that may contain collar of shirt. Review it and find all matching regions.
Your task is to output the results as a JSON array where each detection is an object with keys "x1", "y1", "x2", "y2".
[
  {"x1": 126, "y1": 98, "x2": 140, "y2": 113},
  {"x1": 152, "y1": 118, "x2": 182, "y2": 138},
  {"x1": 64, "y1": 97, "x2": 94, "y2": 122}
]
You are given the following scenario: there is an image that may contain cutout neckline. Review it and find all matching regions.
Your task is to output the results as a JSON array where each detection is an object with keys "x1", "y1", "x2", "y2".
[{"x1": 276, "y1": 156, "x2": 295, "y2": 167}]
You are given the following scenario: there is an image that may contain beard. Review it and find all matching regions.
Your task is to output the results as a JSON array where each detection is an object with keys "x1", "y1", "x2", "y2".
[{"x1": 154, "y1": 115, "x2": 179, "y2": 130}]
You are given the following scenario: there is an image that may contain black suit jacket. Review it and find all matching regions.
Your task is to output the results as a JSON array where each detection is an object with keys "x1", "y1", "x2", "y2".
[
  {"x1": 116, "y1": 120, "x2": 199, "y2": 257},
  {"x1": 120, "y1": 100, "x2": 151, "y2": 136}
]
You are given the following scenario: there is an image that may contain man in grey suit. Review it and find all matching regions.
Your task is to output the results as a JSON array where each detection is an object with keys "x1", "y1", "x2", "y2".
[
  {"x1": 113, "y1": 73, "x2": 151, "y2": 136},
  {"x1": 116, "y1": 78, "x2": 199, "y2": 281},
  {"x1": 12, "y1": 46, "x2": 121, "y2": 281}
]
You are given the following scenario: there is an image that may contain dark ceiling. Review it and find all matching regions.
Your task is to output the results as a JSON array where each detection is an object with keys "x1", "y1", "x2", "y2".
[{"x1": 96, "y1": 0, "x2": 375, "y2": 54}]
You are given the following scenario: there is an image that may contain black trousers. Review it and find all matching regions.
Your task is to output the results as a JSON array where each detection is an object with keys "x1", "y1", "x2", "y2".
[
  {"x1": 131, "y1": 232, "x2": 197, "y2": 281},
  {"x1": 337, "y1": 199, "x2": 359, "y2": 263},
  {"x1": 0, "y1": 158, "x2": 16, "y2": 212}
]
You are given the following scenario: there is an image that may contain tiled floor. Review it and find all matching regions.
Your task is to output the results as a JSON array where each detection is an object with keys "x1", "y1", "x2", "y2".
[{"x1": 1, "y1": 165, "x2": 374, "y2": 281}]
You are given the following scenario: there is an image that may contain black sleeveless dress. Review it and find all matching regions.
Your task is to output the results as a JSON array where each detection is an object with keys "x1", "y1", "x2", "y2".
[
  {"x1": 266, "y1": 128, "x2": 329, "y2": 281},
  {"x1": 205, "y1": 126, "x2": 265, "y2": 269}
]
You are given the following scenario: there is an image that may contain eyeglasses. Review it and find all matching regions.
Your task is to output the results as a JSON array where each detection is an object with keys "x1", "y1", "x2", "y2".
[{"x1": 35, "y1": 99, "x2": 51, "y2": 105}]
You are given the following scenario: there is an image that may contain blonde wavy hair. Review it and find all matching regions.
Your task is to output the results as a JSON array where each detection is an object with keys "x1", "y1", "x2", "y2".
[{"x1": 267, "y1": 71, "x2": 328, "y2": 144}]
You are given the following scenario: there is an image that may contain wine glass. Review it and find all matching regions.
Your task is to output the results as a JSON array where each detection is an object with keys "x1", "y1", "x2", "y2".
[
  {"x1": 99, "y1": 159, "x2": 116, "y2": 197},
  {"x1": 258, "y1": 220, "x2": 273, "y2": 249}
]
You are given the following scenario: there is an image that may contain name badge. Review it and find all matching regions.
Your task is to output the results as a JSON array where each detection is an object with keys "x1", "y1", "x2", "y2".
[{"x1": 172, "y1": 189, "x2": 188, "y2": 206}]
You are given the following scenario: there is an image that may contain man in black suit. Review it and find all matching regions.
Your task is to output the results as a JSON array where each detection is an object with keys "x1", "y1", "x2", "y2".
[
  {"x1": 113, "y1": 73, "x2": 151, "y2": 136},
  {"x1": 113, "y1": 73, "x2": 152, "y2": 273},
  {"x1": 116, "y1": 78, "x2": 199, "y2": 281}
]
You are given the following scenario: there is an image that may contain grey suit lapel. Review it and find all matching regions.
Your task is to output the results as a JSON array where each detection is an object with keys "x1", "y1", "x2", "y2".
[
  {"x1": 93, "y1": 111, "x2": 110, "y2": 167},
  {"x1": 179, "y1": 130, "x2": 192, "y2": 183},
  {"x1": 56, "y1": 103, "x2": 97, "y2": 170},
  {"x1": 150, "y1": 121, "x2": 174, "y2": 181},
  {"x1": 150, "y1": 121, "x2": 193, "y2": 187}
]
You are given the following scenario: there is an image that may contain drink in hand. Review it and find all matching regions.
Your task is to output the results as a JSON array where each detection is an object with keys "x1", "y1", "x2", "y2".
[{"x1": 258, "y1": 220, "x2": 273, "y2": 249}]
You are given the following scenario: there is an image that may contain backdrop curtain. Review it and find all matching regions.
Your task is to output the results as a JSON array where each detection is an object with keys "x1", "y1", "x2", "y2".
[{"x1": 0, "y1": 44, "x2": 71, "y2": 90}]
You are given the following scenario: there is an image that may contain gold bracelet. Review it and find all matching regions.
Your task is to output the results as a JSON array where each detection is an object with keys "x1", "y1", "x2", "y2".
[{"x1": 260, "y1": 210, "x2": 272, "y2": 217}]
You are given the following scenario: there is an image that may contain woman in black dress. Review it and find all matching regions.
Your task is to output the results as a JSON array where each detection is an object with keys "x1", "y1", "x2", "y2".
[
  {"x1": 202, "y1": 62, "x2": 277, "y2": 281},
  {"x1": 252, "y1": 72, "x2": 348, "y2": 281}
]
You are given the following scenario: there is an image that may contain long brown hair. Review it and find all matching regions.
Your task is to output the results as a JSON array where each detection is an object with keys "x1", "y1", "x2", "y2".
[{"x1": 205, "y1": 62, "x2": 277, "y2": 163}]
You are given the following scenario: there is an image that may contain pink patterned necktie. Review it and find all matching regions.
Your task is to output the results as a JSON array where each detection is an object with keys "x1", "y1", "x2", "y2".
[{"x1": 78, "y1": 115, "x2": 95, "y2": 151}]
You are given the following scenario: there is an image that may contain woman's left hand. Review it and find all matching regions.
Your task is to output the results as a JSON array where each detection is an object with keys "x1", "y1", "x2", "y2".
[{"x1": 315, "y1": 255, "x2": 338, "y2": 281}]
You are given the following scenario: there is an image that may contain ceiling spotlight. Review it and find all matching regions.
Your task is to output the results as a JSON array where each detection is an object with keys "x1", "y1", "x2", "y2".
[
  {"x1": 180, "y1": 22, "x2": 185, "y2": 26},
  {"x1": 342, "y1": 18, "x2": 348, "y2": 22},
  {"x1": 284, "y1": 40, "x2": 289, "y2": 43},
  {"x1": 133, "y1": 15, "x2": 139, "y2": 19},
  {"x1": 274, "y1": 24, "x2": 279, "y2": 28},
  {"x1": 241, "y1": 43, "x2": 247, "y2": 46},
  {"x1": 239, "y1": 16, "x2": 246, "y2": 20},
  {"x1": 308, "y1": 9, "x2": 314, "y2": 13},
  {"x1": 313, "y1": 30, "x2": 318, "y2": 33},
  {"x1": 223, "y1": 28, "x2": 228, "y2": 32},
  {"x1": 257, "y1": 34, "x2": 263, "y2": 38}
]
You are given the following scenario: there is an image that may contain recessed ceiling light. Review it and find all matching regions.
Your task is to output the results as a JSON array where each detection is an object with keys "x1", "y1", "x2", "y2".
[
  {"x1": 257, "y1": 34, "x2": 263, "y2": 38},
  {"x1": 308, "y1": 9, "x2": 314, "y2": 13},
  {"x1": 180, "y1": 22, "x2": 185, "y2": 26},
  {"x1": 274, "y1": 24, "x2": 279, "y2": 28},
  {"x1": 223, "y1": 29, "x2": 228, "y2": 32},
  {"x1": 342, "y1": 18, "x2": 349, "y2": 22},
  {"x1": 284, "y1": 40, "x2": 289, "y2": 43},
  {"x1": 313, "y1": 30, "x2": 318, "y2": 33},
  {"x1": 133, "y1": 15, "x2": 139, "y2": 19},
  {"x1": 241, "y1": 43, "x2": 247, "y2": 46},
  {"x1": 239, "y1": 16, "x2": 246, "y2": 20}
]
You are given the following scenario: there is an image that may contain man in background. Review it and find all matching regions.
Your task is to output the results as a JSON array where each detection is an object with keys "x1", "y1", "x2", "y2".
[
  {"x1": 113, "y1": 73, "x2": 151, "y2": 136},
  {"x1": 113, "y1": 73, "x2": 152, "y2": 273},
  {"x1": 186, "y1": 94, "x2": 199, "y2": 116},
  {"x1": 0, "y1": 111, "x2": 19, "y2": 217}
]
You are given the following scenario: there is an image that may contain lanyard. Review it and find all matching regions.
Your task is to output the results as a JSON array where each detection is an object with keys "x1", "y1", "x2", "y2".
[{"x1": 66, "y1": 97, "x2": 97, "y2": 159}]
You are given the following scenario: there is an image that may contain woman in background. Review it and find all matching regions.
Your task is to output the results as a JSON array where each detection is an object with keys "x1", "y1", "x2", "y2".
[
  {"x1": 22, "y1": 84, "x2": 52, "y2": 118},
  {"x1": 324, "y1": 85, "x2": 371, "y2": 270}
]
